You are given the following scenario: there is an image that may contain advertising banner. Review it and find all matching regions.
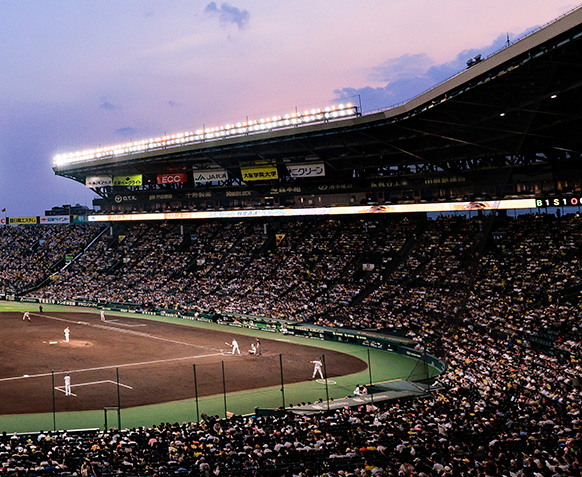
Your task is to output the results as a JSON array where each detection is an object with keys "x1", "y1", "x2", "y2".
[
  {"x1": 287, "y1": 163, "x2": 325, "y2": 178},
  {"x1": 86, "y1": 176, "x2": 113, "y2": 188},
  {"x1": 71, "y1": 215, "x2": 87, "y2": 224},
  {"x1": 193, "y1": 169, "x2": 228, "y2": 184},
  {"x1": 9, "y1": 216, "x2": 38, "y2": 225},
  {"x1": 113, "y1": 194, "x2": 138, "y2": 204},
  {"x1": 113, "y1": 174, "x2": 143, "y2": 186},
  {"x1": 241, "y1": 165, "x2": 278, "y2": 181},
  {"x1": 40, "y1": 216, "x2": 70, "y2": 224},
  {"x1": 86, "y1": 198, "x2": 539, "y2": 223},
  {"x1": 157, "y1": 173, "x2": 188, "y2": 185}
]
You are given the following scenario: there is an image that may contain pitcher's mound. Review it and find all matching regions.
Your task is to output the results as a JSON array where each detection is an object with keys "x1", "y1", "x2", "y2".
[
  {"x1": 68, "y1": 340, "x2": 93, "y2": 347},
  {"x1": 45, "y1": 340, "x2": 93, "y2": 347}
]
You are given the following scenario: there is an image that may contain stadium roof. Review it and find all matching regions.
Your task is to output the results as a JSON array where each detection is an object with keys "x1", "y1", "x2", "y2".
[{"x1": 54, "y1": 6, "x2": 582, "y2": 204}]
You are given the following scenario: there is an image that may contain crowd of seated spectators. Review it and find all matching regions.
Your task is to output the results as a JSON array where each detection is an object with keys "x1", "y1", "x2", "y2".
[
  {"x1": 34, "y1": 216, "x2": 417, "y2": 320},
  {"x1": 1, "y1": 212, "x2": 581, "y2": 475},
  {"x1": 1, "y1": 350, "x2": 580, "y2": 476},
  {"x1": 0, "y1": 224, "x2": 104, "y2": 294}
]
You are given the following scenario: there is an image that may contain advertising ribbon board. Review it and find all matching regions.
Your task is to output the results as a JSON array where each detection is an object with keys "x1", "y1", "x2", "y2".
[
  {"x1": 86, "y1": 176, "x2": 113, "y2": 188},
  {"x1": 287, "y1": 163, "x2": 325, "y2": 178},
  {"x1": 113, "y1": 175, "x2": 143, "y2": 186},
  {"x1": 157, "y1": 173, "x2": 188, "y2": 185},
  {"x1": 72, "y1": 215, "x2": 87, "y2": 224},
  {"x1": 241, "y1": 165, "x2": 278, "y2": 181},
  {"x1": 193, "y1": 169, "x2": 228, "y2": 184},
  {"x1": 9, "y1": 216, "x2": 38, "y2": 225},
  {"x1": 40, "y1": 216, "x2": 71, "y2": 224}
]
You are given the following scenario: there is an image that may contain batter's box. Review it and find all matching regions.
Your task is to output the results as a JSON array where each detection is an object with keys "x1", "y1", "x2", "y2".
[{"x1": 55, "y1": 379, "x2": 133, "y2": 397}]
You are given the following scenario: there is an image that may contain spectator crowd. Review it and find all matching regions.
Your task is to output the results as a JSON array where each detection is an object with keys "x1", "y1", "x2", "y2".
[{"x1": 0, "y1": 212, "x2": 580, "y2": 475}]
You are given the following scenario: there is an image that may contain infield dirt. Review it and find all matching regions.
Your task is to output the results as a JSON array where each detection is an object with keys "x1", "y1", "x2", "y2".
[{"x1": 0, "y1": 311, "x2": 366, "y2": 415}]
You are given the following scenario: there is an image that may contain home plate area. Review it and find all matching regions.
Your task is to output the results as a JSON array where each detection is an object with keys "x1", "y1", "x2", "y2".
[{"x1": 55, "y1": 379, "x2": 133, "y2": 397}]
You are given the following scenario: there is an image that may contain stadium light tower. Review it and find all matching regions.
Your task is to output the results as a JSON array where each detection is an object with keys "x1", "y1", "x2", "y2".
[{"x1": 52, "y1": 103, "x2": 358, "y2": 167}]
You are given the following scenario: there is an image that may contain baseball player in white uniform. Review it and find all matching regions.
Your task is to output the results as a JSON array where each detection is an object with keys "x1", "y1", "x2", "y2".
[
  {"x1": 23, "y1": 311, "x2": 31, "y2": 321},
  {"x1": 353, "y1": 384, "x2": 368, "y2": 396},
  {"x1": 64, "y1": 373, "x2": 72, "y2": 396},
  {"x1": 311, "y1": 358, "x2": 324, "y2": 379},
  {"x1": 64, "y1": 327, "x2": 70, "y2": 343},
  {"x1": 231, "y1": 338, "x2": 240, "y2": 355},
  {"x1": 100, "y1": 309, "x2": 106, "y2": 321}
]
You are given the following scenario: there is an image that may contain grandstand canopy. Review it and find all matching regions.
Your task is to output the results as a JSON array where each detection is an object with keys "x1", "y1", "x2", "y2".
[{"x1": 53, "y1": 7, "x2": 582, "y2": 212}]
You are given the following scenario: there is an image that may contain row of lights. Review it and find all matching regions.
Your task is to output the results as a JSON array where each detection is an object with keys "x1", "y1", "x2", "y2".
[{"x1": 53, "y1": 104, "x2": 357, "y2": 167}]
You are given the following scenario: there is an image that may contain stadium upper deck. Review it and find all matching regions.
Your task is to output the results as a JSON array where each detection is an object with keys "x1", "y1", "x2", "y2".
[{"x1": 53, "y1": 6, "x2": 582, "y2": 214}]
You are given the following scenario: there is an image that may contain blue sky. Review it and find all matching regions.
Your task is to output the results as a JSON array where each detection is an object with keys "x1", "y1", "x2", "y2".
[{"x1": 0, "y1": 1, "x2": 575, "y2": 216}]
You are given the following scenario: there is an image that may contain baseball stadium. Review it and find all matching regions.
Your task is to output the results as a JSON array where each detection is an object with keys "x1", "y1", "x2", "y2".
[{"x1": 1, "y1": 6, "x2": 582, "y2": 476}]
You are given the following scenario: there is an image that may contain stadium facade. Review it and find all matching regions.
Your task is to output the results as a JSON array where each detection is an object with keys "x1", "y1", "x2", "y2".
[{"x1": 48, "y1": 6, "x2": 582, "y2": 219}]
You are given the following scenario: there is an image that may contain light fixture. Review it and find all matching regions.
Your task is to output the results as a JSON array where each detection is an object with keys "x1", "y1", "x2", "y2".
[{"x1": 53, "y1": 103, "x2": 358, "y2": 166}]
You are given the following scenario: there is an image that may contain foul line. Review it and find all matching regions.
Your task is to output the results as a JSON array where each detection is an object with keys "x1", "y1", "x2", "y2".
[
  {"x1": 102, "y1": 319, "x2": 146, "y2": 327},
  {"x1": 28, "y1": 312, "x2": 218, "y2": 351},
  {"x1": 54, "y1": 388, "x2": 77, "y2": 397},
  {"x1": 0, "y1": 352, "x2": 225, "y2": 383}
]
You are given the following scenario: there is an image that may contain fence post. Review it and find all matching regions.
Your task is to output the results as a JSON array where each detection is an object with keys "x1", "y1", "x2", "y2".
[
  {"x1": 221, "y1": 361, "x2": 227, "y2": 418},
  {"x1": 193, "y1": 364, "x2": 200, "y2": 422},
  {"x1": 279, "y1": 354, "x2": 285, "y2": 410},
  {"x1": 367, "y1": 349, "x2": 374, "y2": 405},
  {"x1": 322, "y1": 354, "x2": 330, "y2": 411},
  {"x1": 51, "y1": 369, "x2": 56, "y2": 431},
  {"x1": 116, "y1": 367, "x2": 121, "y2": 429}
]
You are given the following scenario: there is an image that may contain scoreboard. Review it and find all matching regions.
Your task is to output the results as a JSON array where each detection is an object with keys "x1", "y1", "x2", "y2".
[{"x1": 536, "y1": 197, "x2": 582, "y2": 207}]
